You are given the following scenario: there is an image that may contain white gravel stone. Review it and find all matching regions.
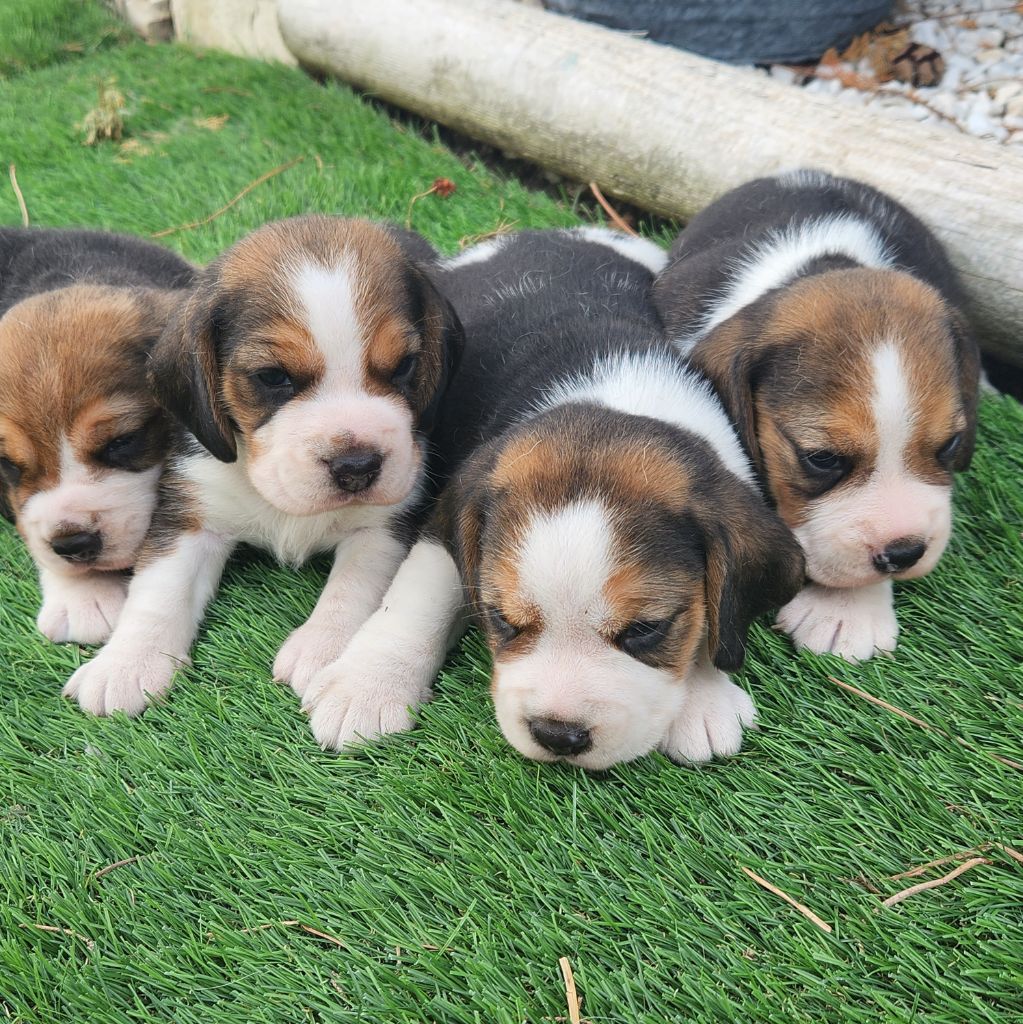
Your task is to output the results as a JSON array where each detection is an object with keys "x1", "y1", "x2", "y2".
[{"x1": 754, "y1": 0, "x2": 1023, "y2": 146}]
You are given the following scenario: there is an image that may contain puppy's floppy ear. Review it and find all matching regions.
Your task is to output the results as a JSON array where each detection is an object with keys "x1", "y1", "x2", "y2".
[
  {"x1": 407, "y1": 262, "x2": 464, "y2": 435},
  {"x1": 132, "y1": 287, "x2": 188, "y2": 348},
  {"x1": 147, "y1": 274, "x2": 237, "y2": 462},
  {"x1": 688, "y1": 308, "x2": 777, "y2": 478},
  {"x1": 948, "y1": 308, "x2": 980, "y2": 472},
  {"x1": 383, "y1": 223, "x2": 443, "y2": 267},
  {"x1": 425, "y1": 441, "x2": 497, "y2": 614},
  {"x1": 692, "y1": 469, "x2": 805, "y2": 672},
  {"x1": 0, "y1": 484, "x2": 14, "y2": 524}
]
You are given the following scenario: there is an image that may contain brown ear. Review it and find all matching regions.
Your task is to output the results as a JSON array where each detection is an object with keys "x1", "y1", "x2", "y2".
[
  {"x1": 0, "y1": 484, "x2": 13, "y2": 524},
  {"x1": 688, "y1": 312, "x2": 773, "y2": 478},
  {"x1": 948, "y1": 308, "x2": 981, "y2": 471},
  {"x1": 425, "y1": 442, "x2": 498, "y2": 614},
  {"x1": 693, "y1": 470, "x2": 805, "y2": 672},
  {"x1": 408, "y1": 263, "x2": 464, "y2": 435},
  {"x1": 128, "y1": 287, "x2": 189, "y2": 354},
  {"x1": 147, "y1": 274, "x2": 237, "y2": 462}
]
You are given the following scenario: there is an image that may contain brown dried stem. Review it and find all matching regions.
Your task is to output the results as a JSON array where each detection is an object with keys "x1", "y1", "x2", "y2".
[{"x1": 740, "y1": 866, "x2": 833, "y2": 933}]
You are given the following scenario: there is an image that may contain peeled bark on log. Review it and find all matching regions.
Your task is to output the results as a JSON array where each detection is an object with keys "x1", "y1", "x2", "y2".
[
  {"x1": 171, "y1": 0, "x2": 296, "y2": 65},
  {"x1": 278, "y1": 0, "x2": 1023, "y2": 364}
]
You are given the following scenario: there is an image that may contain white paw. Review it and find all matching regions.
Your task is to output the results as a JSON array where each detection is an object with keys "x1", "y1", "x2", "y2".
[
  {"x1": 777, "y1": 582, "x2": 898, "y2": 663},
  {"x1": 62, "y1": 644, "x2": 180, "y2": 717},
  {"x1": 37, "y1": 574, "x2": 128, "y2": 645},
  {"x1": 272, "y1": 617, "x2": 357, "y2": 700},
  {"x1": 303, "y1": 632, "x2": 433, "y2": 751},
  {"x1": 659, "y1": 672, "x2": 757, "y2": 765}
]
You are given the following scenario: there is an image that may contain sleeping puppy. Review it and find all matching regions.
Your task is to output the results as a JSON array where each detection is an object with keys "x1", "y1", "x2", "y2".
[
  {"x1": 0, "y1": 227, "x2": 195, "y2": 644},
  {"x1": 61, "y1": 216, "x2": 462, "y2": 716},
  {"x1": 303, "y1": 228, "x2": 805, "y2": 768},
  {"x1": 653, "y1": 170, "x2": 980, "y2": 662}
]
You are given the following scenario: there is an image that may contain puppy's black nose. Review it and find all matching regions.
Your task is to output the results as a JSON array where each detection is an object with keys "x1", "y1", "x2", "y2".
[
  {"x1": 328, "y1": 450, "x2": 383, "y2": 494},
  {"x1": 50, "y1": 530, "x2": 103, "y2": 564},
  {"x1": 873, "y1": 538, "x2": 927, "y2": 574},
  {"x1": 528, "y1": 718, "x2": 592, "y2": 757}
]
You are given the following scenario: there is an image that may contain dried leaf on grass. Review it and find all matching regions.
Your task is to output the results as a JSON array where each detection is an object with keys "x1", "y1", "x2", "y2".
[
  {"x1": 80, "y1": 78, "x2": 126, "y2": 146},
  {"x1": 194, "y1": 114, "x2": 230, "y2": 132},
  {"x1": 405, "y1": 177, "x2": 457, "y2": 228}
]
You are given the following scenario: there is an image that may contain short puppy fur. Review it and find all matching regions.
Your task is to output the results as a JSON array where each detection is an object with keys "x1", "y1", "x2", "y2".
[
  {"x1": 62, "y1": 216, "x2": 462, "y2": 716},
  {"x1": 304, "y1": 228, "x2": 804, "y2": 768},
  {"x1": 0, "y1": 227, "x2": 195, "y2": 644},
  {"x1": 653, "y1": 170, "x2": 980, "y2": 661}
]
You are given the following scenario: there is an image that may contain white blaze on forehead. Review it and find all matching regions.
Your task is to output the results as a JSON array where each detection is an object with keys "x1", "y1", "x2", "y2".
[
  {"x1": 292, "y1": 259, "x2": 366, "y2": 391},
  {"x1": 516, "y1": 499, "x2": 614, "y2": 629},
  {"x1": 59, "y1": 435, "x2": 93, "y2": 484},
  {"x1": 870, "y1": 342, "x2": 913, "y2": 479}
]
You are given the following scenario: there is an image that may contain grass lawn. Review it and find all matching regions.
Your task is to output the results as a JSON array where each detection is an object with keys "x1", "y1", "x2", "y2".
[{"x1": 1, "y1": 4, "x2": 1021, "y2": 1021}]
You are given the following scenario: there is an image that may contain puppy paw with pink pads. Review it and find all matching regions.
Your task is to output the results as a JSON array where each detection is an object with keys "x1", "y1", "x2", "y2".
[
  {"x1": 62, "y1": 645, "x2": 180, "y2": 716},
  {"x1": 37, "y1": 573, "x2": 128, "y2": 645},
  {"x1": 778, "y1": 581, "x2": 898, "y2": 662},
  {"x1": 659, "y1": 671, "x2": 757, "y2": 764}
]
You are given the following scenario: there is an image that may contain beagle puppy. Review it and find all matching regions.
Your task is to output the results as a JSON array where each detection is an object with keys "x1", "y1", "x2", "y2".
[
  {"x1": 653, "y1": 170, "x2": 980, "y2": 662},
  {"x1": 0, "y1": 227, "x2": 195, "y2": 644},
  {"x1": 62, "y1": 216, "x2": 462, "y2": 716},
  {"x1": 303, "y1": 228, "x2": 804, "y2": 768}
]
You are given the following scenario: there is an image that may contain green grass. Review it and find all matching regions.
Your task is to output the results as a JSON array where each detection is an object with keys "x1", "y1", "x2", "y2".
[
  {"x1": 1, "y1": 12, "x2": 1022, "y2": 1023},
  {"x1": 0, "y1": 0, "x2": 129, "y2": 79}
]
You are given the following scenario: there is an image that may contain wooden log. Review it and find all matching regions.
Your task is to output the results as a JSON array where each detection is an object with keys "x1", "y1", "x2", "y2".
[
  {"x1": 170, "y1": 0, "x2": 296, "y2": 65},
  {"x1": 111, "y1": 0, "x2": 173, "y2": 41},
  {"x1": 278, "y1": 0, "x2": 1023, "y2": 364}
]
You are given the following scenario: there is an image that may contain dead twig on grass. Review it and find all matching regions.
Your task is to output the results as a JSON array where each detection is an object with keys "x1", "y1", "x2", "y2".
[
  {"x1": 740, "y1": 866, "x2": 833, "y2": 933},
  {"x1": 892, "y1": 842, "x2": 1023, "y2": 879},
  {"x1": 404, "y1": 177, "x2": 456, "y2": 229},
  {"x1": 829, "y1": 677, "x2": 1023, "y2": 772},
  {"x1": 882, "y1": 857, "x2": 990, "y2": 908},
  {"x1": 93, "y1": 854, "x2": 143, "y2": 879},
  {"x1": 152, "y1": 156, "x2": 305, "y2": 238},
  {"x1": 237, "y1": 919, "x2": 348, "y2": 948},
  {"x1": 558, "y1": 956, "x2": 583, "y2": 1024},
  {"x1": 588, "y1": 182, "x2": 637, "y2": 236},
  {"x1": 8, "y1": 165, "x2": 29, "y2": 225},
  {"x1": 18, "y1": 922, "x2": 94, "y2": 948},
  {"x1": 457, "y1": 218, "x2": 518, "y2": 250}
]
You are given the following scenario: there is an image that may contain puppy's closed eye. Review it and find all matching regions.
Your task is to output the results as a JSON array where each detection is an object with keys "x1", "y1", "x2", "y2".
[
  {"x1": 936, "y1": 432, "x2": 962, "y2": 468},
  {"x1": 799, "y1": 448, "x2": 852, "y2": 492},
  {"x1": 614, "y1": 618, "x2": 673, "y2": 659},
  {"x1": 96, "y1": 428, "x2": 147, "y2": 469},
  {"x1": 0, "y1": 457, "x2": 22, "y2": 487},
  {"x1": 486, "y1": 605, "x2": 520, "y2": 644},
  {"x1": 390, "y1": 352, "x2": 419, "y2": 390}
]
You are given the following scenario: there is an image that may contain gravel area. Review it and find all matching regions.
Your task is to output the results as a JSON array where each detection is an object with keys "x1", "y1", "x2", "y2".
[{"x1": 766, "y1": 0, "x2": 1023, "y2": 145}]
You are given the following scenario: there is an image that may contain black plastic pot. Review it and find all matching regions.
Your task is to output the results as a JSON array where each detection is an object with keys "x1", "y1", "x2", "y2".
[{"x1": 543, "y1": 0, "x2": 895, "y2": 64}]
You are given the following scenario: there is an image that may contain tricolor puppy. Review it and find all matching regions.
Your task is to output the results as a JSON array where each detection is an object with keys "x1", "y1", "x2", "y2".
[
  {"x1": 62, "y1": 216, "x2": 462, "y2": 716},
  {"x1": 653, "y1": 170, "x2": 980, "y2": 662},
  {"x1": 0, "y1": 227, "x2": 195, "y2": 644},
  {"x1": 304, "y1": 228, "x2": 805, "y2": 768}
]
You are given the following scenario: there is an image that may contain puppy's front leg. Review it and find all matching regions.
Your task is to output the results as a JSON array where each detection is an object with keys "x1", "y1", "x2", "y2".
[
  {"x1": 304, "y1": 539, "x2": 465, "y2": 751},
  {"x1": 62, "y1": 530, "x2": 234, "y2": 716},
  {"x1": 36, "y1": 566, "x2": 128, "y2": 645},
  {"x1": 659, "y1": 645, "x2": 758, "y2": 765},
  {"x1": 776, "y1": 580, "x2": 897, "y2": 662},
  {"x1": 273, "y1": 528, "x2": 409, "y2": 699}
]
